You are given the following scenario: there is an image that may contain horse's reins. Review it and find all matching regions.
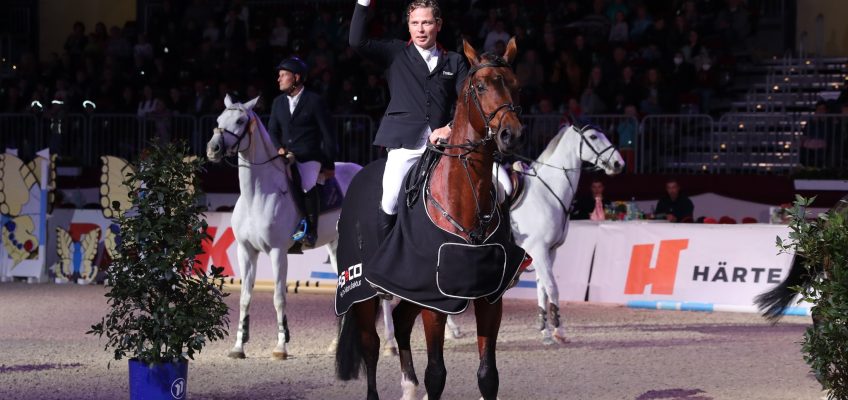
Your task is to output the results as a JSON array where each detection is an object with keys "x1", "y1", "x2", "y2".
[
  {"x1": 420, "y1": 56, "x2": 522, "y2": 244},
  {"x1": 510, "y1": 125, "x2": 618, "y2": 230},
  {"x1": 214, "y1": 107, "x2": 286, "y2": 168}
]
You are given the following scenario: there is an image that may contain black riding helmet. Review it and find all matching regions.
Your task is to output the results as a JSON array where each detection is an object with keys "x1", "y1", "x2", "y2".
[{"x1": 276, "y1": 56, "x2": 308, "y2": 83}]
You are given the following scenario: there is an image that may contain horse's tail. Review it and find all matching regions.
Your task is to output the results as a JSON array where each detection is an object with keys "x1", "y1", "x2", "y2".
[
  {"x1": 755, "y1": 255, "x2": 808, "y2": 323},
  {"x1": 335, "y1": 311, "x2": 363, "y2": 380}
]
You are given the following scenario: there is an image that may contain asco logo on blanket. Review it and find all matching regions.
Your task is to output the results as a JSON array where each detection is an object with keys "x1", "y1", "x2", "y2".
[{"x1": 623, "y1": 239, "x2": 785, "y2": 295}]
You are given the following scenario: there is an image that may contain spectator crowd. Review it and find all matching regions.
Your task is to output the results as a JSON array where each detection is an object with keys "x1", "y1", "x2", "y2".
[{"x1": 1, "y1": 0, "x2": 759, "y2": 123}]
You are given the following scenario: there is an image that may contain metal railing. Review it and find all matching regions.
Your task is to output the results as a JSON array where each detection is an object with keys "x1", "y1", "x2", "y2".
[
  {"x1": 638, "y1": 115, "x2": 716, "y2": 174},
  {"x1": 0, "y1": 112, "x2": 377, "y2": 167},
  {"x1": 0, "y1": 112, "x2": 844, "y2": 174}
]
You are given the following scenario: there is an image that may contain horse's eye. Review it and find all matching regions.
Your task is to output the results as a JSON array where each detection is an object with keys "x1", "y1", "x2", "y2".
[
  {"x1": 476, "y1": 82, "x2": 486, "y2": 91},
  {"x1": 590, "y1": 135, "x2": 598, "y2": 140},
  {"x1": 236, "y1": 119, "x2": 244, "y2": 125}
]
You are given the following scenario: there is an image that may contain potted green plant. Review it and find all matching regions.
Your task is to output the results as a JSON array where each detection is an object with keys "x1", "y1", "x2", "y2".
[
  {"x1": 88, "y1": 142, "x2": 229, "y2": 400},
  {"x1": 779, "y1": 196, "x2": 848, "y2": 399}
]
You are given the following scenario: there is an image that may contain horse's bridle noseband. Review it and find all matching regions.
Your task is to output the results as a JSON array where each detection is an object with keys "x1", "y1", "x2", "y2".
[{"x1": 466, "y1": 57, "x2": 522, "y2": 144}]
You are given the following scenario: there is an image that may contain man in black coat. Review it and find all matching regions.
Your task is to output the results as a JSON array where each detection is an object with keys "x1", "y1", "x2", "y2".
[
  {"x1": 268, "y1": 56, "x2": 336, "y2": 248},
  {"x1": 654, "y1": 178, "x2": 694, "y2": 223},
  {"x1": 349, "y1": 0, "x2": 468, "y2": 235}
]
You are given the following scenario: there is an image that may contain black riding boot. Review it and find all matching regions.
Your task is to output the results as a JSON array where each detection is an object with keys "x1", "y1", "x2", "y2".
[
  {"x1": 289, "y1": 168, "x2": 310, "y2": 250},
  {"x1": 302, "y1": 188, "x2": 320, "y2": 248},
  {"x1": 377, "y1": 208, "x2": 397, "y2": 244}
]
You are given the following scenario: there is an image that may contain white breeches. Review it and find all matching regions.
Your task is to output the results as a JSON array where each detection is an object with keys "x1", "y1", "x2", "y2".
[{"x1": 380, "y1": 145, "x2": 513, "y2": 215}]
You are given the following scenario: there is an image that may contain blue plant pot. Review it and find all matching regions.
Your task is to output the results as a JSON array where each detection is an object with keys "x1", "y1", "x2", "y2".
[{"x1": 128, "y1": 359, "x2": 188, "y2": 400}]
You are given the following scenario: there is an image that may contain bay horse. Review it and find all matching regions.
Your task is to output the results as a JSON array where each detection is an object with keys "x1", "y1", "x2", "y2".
[
  {"x1": 206, "y1": 95, "x2": 366, "y2": 359},
  {"x1": 335, "y1": 38, "x2": 523, "y2": 400}
]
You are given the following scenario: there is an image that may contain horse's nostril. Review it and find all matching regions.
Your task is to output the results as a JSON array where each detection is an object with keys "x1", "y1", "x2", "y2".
[{"x1": 613, "y1": 161, "x2": 621, "y2": 169}]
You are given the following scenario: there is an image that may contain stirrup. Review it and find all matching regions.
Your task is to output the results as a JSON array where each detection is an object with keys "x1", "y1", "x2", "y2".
[{"x1": 291, "y1": 218, "x2": 308, "y2": 241}]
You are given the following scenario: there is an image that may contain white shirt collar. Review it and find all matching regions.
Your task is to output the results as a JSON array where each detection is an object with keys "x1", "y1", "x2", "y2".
[
  {"x1": 287, "y1": 88, "x2": 304, "y2": 113},
  {"x1": 413, "y1": 44, "x2": 439, "y2": 62}
]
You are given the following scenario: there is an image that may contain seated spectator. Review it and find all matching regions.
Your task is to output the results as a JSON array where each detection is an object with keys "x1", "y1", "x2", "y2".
[
  {"x1": 483, "y1": 20, "x2": 510, "y2": 54},
  {"x1": 616, "y1": 104, "x2": 638, "y2": 173},
  {"x1": 715, "y1": 0, "x2": 751, "y2": 51},
  {"x1": 572, "y1": 178, "x2": 612, "y2": 220},
  {"x1": 608, "y1": 11, "x2": 629, "y2": 43},
  {"x1": 630, "y1": 4, "x2": 653, "y2": 41},
  {"x1": 605, "y1": 0, "x2": 629, "y2": 22},
  {"x1": 694, "y1": 60, "x2": 718, "y2": 113},
  {"x1": 516, "y1": 49, "x2": 544, "y2": 103},
  {"x1": 682, "y1": 30, "x2": 710, "y2": 69},
  {"x1": 654, "y1": 178, "x2": 694, "y2": 222},
  {"x1": 613, "y1": 65, "x2": 641, "y2": 106},
  {"x1": 269, "y1": 17, "x2": 290, "y2": 49},
  {"x1": 640, "y1": 67, "x2": 671, "y2": 114},
  {"x1": 137, "y1": 85, "x2": 161, "y2": 118},
  {"x1": 134, "y1": 33, "x2": 154, "y2": 61},
  {"x1": 530, "y1": 97, "x2": 556, "y2": 115}
]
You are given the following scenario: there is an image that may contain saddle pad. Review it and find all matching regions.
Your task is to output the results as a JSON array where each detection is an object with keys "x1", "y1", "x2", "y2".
[{"x1": 437, "y1": 243, "x2": 507, "y2": 299}]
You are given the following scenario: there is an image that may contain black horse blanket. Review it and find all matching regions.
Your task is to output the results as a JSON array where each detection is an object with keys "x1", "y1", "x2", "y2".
[{"x1": 335, "y1": 156, "x2": 526, "y2": 315}]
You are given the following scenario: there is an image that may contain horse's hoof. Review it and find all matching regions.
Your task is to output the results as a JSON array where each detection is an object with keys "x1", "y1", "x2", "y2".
[
  {"x1": 446, "y1": 327, "x2": 463, "y2": 339},
  {"x1": 541, "y1": 336, "x2": 556, "y2": 346},
  {"x1": 272, "y1": 351, "x2": 288, "y2": 360},
  {"x1": 227, "y1": 350, "x2": 246, "y2": 359},
  {"x1": 383, "y1": 346, "x2": 398, "y2": 356}
]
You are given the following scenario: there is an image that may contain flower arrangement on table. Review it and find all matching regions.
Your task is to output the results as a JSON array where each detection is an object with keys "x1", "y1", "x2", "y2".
[{"x1": 604, "y1": 201, "x2": 644, "y2": 221}]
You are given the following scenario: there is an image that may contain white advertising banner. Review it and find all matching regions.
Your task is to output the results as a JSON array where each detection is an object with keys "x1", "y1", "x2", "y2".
[
  {"x1": 588, "y1": 222, "x2": 805, "y2": 313},
  {"x1": 509, "y1": 221, "x2": 599, "y2": 301}
]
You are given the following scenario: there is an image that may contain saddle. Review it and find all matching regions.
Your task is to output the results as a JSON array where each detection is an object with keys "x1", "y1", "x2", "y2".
[{"x1": 507, "y1": 161, "x2": 530, "y2": 209}]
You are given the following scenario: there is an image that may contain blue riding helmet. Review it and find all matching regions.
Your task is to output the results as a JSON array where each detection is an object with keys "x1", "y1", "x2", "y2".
[{"x1": 275, "y1": 57, "x2": 308, "y2": 79}]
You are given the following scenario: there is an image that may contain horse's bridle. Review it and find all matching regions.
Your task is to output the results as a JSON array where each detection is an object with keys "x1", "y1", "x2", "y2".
[
  {"x1": 214, "y1": 105, "x2": 252, "y2": 156},
  {"x1": 574, "y1": 124, "x2": 618, "y2": 172},
  {"x1": 213, "y1": 106, "x2": 283, "y2": 167},
  {"x1": 465, "y1": 57, "x2": 522, "y2": 146},
  {"x1": 418, "y1": 57, "x2": 522, "y2": 244}
]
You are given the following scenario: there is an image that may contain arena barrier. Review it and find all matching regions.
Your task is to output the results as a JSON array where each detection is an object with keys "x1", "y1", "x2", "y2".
[{"x1": 6, "y1": 206, "x2": 808, "y2": 314}]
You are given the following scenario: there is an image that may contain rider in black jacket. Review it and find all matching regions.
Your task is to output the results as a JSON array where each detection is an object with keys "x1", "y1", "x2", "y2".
[{"x1": 268, "y1": 56, "x2": 336, "y2": 248}]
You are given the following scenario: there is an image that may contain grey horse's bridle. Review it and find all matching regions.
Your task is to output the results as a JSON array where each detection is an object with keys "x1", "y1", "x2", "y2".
[
  {"x1": 213, "y1": 107, "x2": 284, "y2": 166},
  {"x1": 575, "y1": 124, "x2": 618, "y2": 172}
]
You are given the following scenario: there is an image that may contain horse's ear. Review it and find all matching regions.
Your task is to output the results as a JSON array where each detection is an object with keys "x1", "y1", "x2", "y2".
[
  {"x1": 224, "y1": 94, "x2": 234, "y2": 108},
  {"x1": 462, "y1": 39, "x2": 478, "y2": 67},
  {"x1": 243, "y1": 96, "x2": 260, "y2": 110},
  {"x1": 503, "y1": 37, "x2": 518, "y2": 65}
]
